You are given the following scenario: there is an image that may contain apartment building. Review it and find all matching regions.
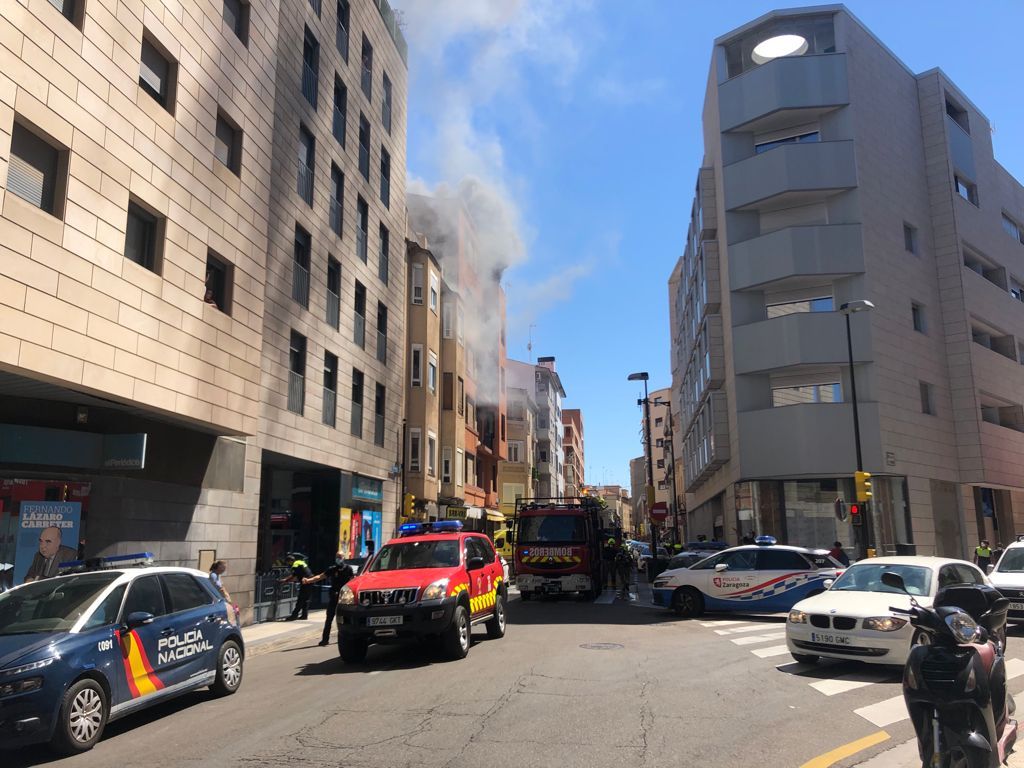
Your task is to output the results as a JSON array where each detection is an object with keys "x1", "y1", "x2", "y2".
[
  {"x1": 670, "y1": 5, "x2": 1024, "y2": 557},
  {"x1": 406, "y1": 194, "x2": 508, "y2": 529},
  {"x1": 508, "y1": 357, "x2": 565, "y2": 499},
  {"x1": 562, "y1": 408, "x2": 584, "y2": 497},
  {"x1": 628, "y1": 456, "x2": 647, "y2": 537},
  {"x1": 0, "y1": 0, "x2": 406, "y2": 618},
  {"x1": 497, "y1": 384, "x2": 538, "y2": 516}
]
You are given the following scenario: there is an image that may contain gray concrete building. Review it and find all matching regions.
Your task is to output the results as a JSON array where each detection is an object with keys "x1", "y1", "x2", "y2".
[
  {"x1": 0, "y1": 0, "x2": 406, "y2": 620},
  {"x1": 671, "y1": 5, "x2": 1024, "y2": 558}
]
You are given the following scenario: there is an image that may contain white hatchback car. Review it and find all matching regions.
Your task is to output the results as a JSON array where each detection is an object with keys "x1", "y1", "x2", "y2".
[
  {"x1": 987, "y1": 539, "x2": 1024, "y2": 622},
  {"x1": 786, "y1": 556, "x2": 989, "y2": 667}
]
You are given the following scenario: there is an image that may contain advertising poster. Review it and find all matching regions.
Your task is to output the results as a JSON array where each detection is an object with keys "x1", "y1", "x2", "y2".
[
  {"x1": 339, "y1": 508, "x2": 352, "y2": 558},
  {"x1": 350, "y1": 511, "x2": 363, "y2": 558},
  {"x1": 363, "y1": 510, "x2": 382, "y2": 556},
  {"x1": 15, "y1": 500, "x2": 82, "y2": 586}
]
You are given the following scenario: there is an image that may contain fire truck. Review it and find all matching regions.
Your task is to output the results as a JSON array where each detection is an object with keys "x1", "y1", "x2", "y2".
[{"x1": 512, "y1": 497, "x2": 605, "y2": 601}]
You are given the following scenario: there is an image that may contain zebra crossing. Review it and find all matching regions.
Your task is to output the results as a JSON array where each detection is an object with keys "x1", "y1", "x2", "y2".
[{"x1": 697, "y1": 617, "x2": 1024, "y2": 730}]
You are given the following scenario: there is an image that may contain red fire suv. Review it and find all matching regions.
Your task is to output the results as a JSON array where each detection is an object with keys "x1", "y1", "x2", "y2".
[{"x1": 335, "y1": 521, "x2": 507, "y2": 663}]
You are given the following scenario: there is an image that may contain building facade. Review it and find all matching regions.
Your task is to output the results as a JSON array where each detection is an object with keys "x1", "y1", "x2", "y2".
[
  {"x1": 0, "y1": 0, "x2": 407, "y2": 620},
  {"x1": 497, "y1": 384, "x2": 538, "y2": 516},
  {"x1": 508, "y1": 357, "x2": 565, "y2": 499},
  {"x1": 562, "y1": 408, "x2": 584, "y2": 497},
  {"x1": 671, "y1": 5, "x2": 1024, "y2": 557},
  {"x1": 628, "y1": 456, "x2": 647, "y2": 538}
]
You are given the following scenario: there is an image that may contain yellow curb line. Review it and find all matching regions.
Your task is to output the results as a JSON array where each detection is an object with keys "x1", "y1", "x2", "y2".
[{"x1": 799, "y1": 730, "x2": 891, "y2": 768}]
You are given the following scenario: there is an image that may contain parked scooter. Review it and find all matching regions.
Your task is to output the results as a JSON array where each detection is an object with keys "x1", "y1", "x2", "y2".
[{"x1": 882, "y1": 571, "x2": 1016, "y2": 768}]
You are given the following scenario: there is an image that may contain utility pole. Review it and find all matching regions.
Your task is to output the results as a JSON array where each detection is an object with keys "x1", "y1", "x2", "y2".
[{"x1": 627, "y1": 372, "x2": 657, "y2": 556}]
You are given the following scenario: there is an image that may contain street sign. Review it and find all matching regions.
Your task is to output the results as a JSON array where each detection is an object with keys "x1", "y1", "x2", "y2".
[{"x1": 650, "y1": 501, "x2": 668, "y2": 522}]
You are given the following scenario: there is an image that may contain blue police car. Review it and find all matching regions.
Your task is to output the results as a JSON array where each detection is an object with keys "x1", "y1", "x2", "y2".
[{"x1": 0, "y1": 556, "x2": 244, "y2": 753}]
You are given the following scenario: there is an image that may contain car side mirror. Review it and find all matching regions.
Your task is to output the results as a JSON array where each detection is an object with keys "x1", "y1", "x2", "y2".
[
  {"x1": 714, "y1": 563, "x2": 729, "y2": 573},
  {"x1": 125, "y1": 611, "x2": 155, "y2": 629},
  {"x1": 823, "y1": 579, "x2": 834, "y2": 590},
  {"x1": 466, "y1": 556, "x2": 486, "y2": 571}
]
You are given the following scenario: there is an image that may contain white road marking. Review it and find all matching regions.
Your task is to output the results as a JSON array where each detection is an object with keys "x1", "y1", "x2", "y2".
[
  {"x1": 810, "y1": 677, "x2": 886, "y2": 697},
  {"x1": 752, "y1": 644, "x2": 792, "y2": 658},
  {"x1": 854, "y1": 693, "x2": 907, "y2": 727},
  {"x1": 731, "y1": 631, "x2": 786, "y2": 646},
  {"x1": 715, "y1": 624, "x2": 781, "y2": 636},
  {"x1": 699, "y1": 620, "x2": 747, "y2": 627}
]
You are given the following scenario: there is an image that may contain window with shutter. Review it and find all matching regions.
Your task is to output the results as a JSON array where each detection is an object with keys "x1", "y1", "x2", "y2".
[{"x1": 8, "y1": 123, "x2": 60, "y2": 215}]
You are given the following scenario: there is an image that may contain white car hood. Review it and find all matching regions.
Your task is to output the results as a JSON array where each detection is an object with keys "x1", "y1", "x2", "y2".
[
  {"x1": 990, "y1": 572, "x2": 1024, "y2": 589},
  {"x1": 793, "y1": 589, "x2": 931, "y2": 617}
]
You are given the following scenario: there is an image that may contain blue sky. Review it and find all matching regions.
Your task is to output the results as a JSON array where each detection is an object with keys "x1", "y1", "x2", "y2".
[{"x1": 393, "y1": 1, "x2": 1024, "y2": 489}]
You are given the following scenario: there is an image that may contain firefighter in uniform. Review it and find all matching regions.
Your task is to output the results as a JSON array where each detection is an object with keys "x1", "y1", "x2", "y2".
[{"x1": 309, "y1": 552, "x2": 355, "y2": 646}]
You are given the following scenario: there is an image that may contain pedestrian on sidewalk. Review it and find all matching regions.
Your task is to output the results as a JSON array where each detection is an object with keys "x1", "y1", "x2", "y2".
[
  {"x1": 308, "y1": 552, "x2": 355, "y2": 646},
  {"x1": 210, "y1": 560, "x2": 240, "y2": 623},
  {"x1": 829, "y1": 541, "x2": 851, "y2": 567},
  {"x1": 602, "y1": 537, "x2": 618, "y2": 589},
  {"x1": 280, "y1": 555, "x2": 314, "y2": 621},
  {"x1": 614, "y1": 544, "x2": 633, "y2": 598},
  {"x1": 975, "y1": 540, "x2": 993, "y2": 572}
]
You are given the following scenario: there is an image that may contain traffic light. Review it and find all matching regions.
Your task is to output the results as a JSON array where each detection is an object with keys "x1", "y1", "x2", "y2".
[
  {"x1": 854, "y1": 471, "x2": 873, "y2": 502},
  {"x1": 403, "y1": 493, "x2": 416, "y2": 519},
  {"x1": 850, "y1": 503, "x2": 864, "y2": 526}
]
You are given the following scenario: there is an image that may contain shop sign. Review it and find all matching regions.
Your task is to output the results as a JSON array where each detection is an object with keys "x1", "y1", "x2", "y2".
[
  {"x1": 445, "y1": 506, "x2": 467, "y2": 520},
  {"x1": 352, "y1": 475, "x2": 383, "y2": 502}
]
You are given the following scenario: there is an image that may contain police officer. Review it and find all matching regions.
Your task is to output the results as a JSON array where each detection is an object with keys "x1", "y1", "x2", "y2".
[
  {"x1": 310, "y1": 552, "x2": 355, "y2": 646},
  {"x1": 280, "y1": 555, "x2": 314, "y2": 621},
  {"x1": 602, "y1": 537, "x2": 618, "y2": 589},
  {"x1": 975, "y1": 539, "x2": 993, "y2": 572}
]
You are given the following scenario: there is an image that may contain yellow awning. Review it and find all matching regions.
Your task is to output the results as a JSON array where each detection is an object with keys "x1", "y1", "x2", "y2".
[{"x1": 486, "y1": 510, "x2": 505, "y2": 523}]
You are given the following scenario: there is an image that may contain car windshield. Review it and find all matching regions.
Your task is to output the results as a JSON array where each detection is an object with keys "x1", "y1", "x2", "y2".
[
  {"x1": 830, "y1": 563, "x2": 932, "y2": 596},
  {"x1": 996, "y1": 548, "x2": 1024, "y2": 573},
  {"x1": 668, "y1": 554, "x2": 700, "y2": 569},
  {"x1": 369, "y1": 540, "x2": 460, "y2": 571},
  {"x1": 0, "y1": 573, "x2": 121, "y2": 635},
  {"x1": 517, "y1": 514, "x2": 586, "y2": 543}
]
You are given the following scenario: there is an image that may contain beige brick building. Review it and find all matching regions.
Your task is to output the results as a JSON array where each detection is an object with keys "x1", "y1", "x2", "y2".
[
  {"x1": 670, "y1": 5, "x2": 1024, "y2": 558},
  {"x1": 0, "y1": 0, "x2": 406, "y2": 620}
]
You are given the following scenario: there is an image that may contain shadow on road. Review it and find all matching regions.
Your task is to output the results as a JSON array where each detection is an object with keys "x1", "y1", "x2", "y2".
[
  {"x1": 293, "y1": 632, "x2": 506, "y2": 676},
  {"x1": 775, "y1": 658, "x2": 902, "y2": 682},
  {"x1": 507, "y1": 598, "x2": 678, "y2": 627}
]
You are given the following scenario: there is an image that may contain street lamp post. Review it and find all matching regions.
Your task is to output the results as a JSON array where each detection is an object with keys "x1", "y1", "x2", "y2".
[
  {"x1": 628, "y1": 372, "x2": 657, "y2": 556},
  {"x1": 839, "y1": 300, "x2": 874, "y2": 559}
]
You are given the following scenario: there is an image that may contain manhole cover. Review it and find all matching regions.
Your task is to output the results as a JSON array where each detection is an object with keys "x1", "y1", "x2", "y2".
[{"x1": 579, "y1": 643, "x2": 624, "y2": 651}]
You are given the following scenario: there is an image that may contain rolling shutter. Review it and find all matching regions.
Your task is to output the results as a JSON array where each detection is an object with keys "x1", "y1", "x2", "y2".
[{"x1": 7, "y1": 124, "x2": 57, "y2": 213}]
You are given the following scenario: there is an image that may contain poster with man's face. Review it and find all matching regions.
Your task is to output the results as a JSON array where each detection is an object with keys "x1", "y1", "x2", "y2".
[{"x1": 15, "y1": 501, "x2": 81, "y2": 585}]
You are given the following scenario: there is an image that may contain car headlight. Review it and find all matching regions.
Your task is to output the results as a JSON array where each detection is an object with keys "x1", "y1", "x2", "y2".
[
  {"x1": 863, "y1": 616, "x2": 908, "y2": 632},
  {"x1": 788, "y1": 610, "x2": 808, "y2": 624},
  {"x1": 421, "y1": 578, "x2": 450, "y2": 601},
  {"x1": 945, "y1": 611, "x2": 979, "y2": 643},
  {"x1": 0, "y1": 657, "x2": 57, "y2": 677},
  {"x1": 338, "y1": 585, "x2": 355, "y2": 606}
]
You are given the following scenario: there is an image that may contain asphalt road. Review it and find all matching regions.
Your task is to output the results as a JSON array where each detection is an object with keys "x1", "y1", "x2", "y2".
[{"x1": 11, "y1": 591, "x2": 1024, "y2": 768}]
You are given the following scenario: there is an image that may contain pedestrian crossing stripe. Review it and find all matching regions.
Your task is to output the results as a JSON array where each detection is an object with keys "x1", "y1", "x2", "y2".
[{"x1": 520, "y1": 555, "x2": 582, "y2": 564}]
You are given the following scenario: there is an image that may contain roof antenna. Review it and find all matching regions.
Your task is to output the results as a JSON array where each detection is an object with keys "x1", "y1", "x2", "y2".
[{"x1": 528, "y1": 324, "x2": 536, "y2": 362}]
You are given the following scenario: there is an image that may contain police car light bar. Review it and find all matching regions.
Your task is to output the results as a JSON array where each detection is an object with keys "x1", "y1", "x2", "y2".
[
  {"x1": 754, "y1": 535, "x2": 777, "y2": 546},
  {"x1": 398, "y1": 523, "x2": 426, "y2": 537},
  {"x1": 431, "y1": 520, "x2": 463, "y2": 533},
  {"x1": 59, "y1": 552, "x2": 155, "y2": 572}
]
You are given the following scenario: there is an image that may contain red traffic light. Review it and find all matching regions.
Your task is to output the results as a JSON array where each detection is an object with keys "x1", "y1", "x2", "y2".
[
  {"x1": 849, "y1": 504, "x2": 860, "y2": 515},
  {"x1": 850, "y1": 503, "x2": 864, "y2": 526}
]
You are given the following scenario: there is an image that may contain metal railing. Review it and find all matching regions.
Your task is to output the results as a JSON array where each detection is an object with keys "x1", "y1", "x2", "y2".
[
  {"x1": 329, "y1": 196, "x2": 342, "y2": 235},
  {"x1": 380, "y1": 176, "x2": 389, "y2": 208},
  {"x1": 292, "y1": 261, "x2": 310, "y2": 307},
  {"x1": 301, "y1": 62, "x2": 318, "y2": 107},
  {"x1": 377, "y1": 331, "x2": 386, "y2": 364},
  {"x1": 326, "y1": 289, "x2": 339, "y2": 328},
  {"x1": 374, "y1": 414, "x2": 385, "y2": 446},
  {"x1": 353, "y1": 311, "x2": 365, "y2": 347},
  {"x1": 382, "y1": 101, "x2": 391, "y2": 133},
  {"x1": 359, "y1": 143, "x2": 369, "y2": 179},
  {"x1": 333, "y1": 107, "x2": 346, "y2": 146},
  {"x1": 356, "y1": 226, "x2": 367, "y2": 262},
  {"x1": 297, "y1": 160, "x2": 314, "y2": 205},
  {"x1": 351, "y1": 402, "x2": 363, "y2": 437},
  {"x1": 322, "y1": 387, "x2": 336, "y2": 427},
  {"x1": 287, "y1": 371, "x2": 305, "y2": 414},
  {"x1": 361, "y1": 66, "x2": 371, "y2": 99},
  {"x1": 378, "y1": 250, "x2": 388, "y2": 283}
]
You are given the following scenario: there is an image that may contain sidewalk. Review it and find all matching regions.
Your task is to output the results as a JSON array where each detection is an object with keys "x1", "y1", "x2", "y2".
[
  {"x1": 241, "y1": 609, "x2": 327, "y2": 653},
  {"x1": 856, "y1": 731, "x2": 1024, "y2": 767}
]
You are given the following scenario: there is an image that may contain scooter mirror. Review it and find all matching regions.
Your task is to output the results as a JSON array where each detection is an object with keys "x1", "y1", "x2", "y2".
[{"x1": 881, "y1": 571, "x2": 907, "y2": 593}]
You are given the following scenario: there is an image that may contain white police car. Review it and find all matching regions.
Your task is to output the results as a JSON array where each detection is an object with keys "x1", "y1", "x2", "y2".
[
  {"x1": 651, "y1": 536, "x2": 843, "y2": 618},
  {"x1": 0, "y1": 554, "x2": 243, "y2": 754}
]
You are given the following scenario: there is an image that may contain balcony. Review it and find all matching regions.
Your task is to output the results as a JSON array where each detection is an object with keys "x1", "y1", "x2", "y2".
[
  {"x1": 729, "y1": 224, "x2": 864, "y2": 292},
  {"x1": 301, "y1": 63, "x2": 318, "y2": 108},
  {"x1": 333, "y1": 107, "x2": 346, "y2": 146},
  {"x1": 326, "y1": 289, "x2": 339, "y2": 329},
  {"x1": 719, "y1": 53, "x2": 848, "y2": 133},
  {"x1": 353, "y1": 311, "x2": 365, "y2": 348},
  {"x1": 723, "y1": 141, "x2": 857, "y2": 212},
  {"x1": 287, "y1": 371, "x2": 305, "y2": 414},
  {"x1": 733, "y1": 310, "x2": 869, "y2": 375},
  {"x1": 329, "y1": 197, "x2": 342, "y2": 235},
  {"x1": 291, "y1": 261, "x2": 310, "y2": 308},
  {"x1": 737, "y1": 401, "x2": 882, "y2": 478},
  {"x1": 377, "y1": 330, "x2": 387, "y2": 364},
  {"x1": 356, "y1": 226, "x2": 367, "y2": 262},
  {"x1": 374, "y1": 413, "x2": 384, "y2": 446},
  {"x1": 297, "y1": 161, "x2": 314, "y2": 205},
  {"x1": 350, "y1": 401, "x2": 362, "y2": 437},
  {"x1": 322, "y1": 388, "x2": 336, "y2": 427}
]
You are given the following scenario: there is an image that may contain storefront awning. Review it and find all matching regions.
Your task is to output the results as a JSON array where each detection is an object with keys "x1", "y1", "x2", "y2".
[{"x1": 486, "y1": 510, "x2": 505, "y2": 523}]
